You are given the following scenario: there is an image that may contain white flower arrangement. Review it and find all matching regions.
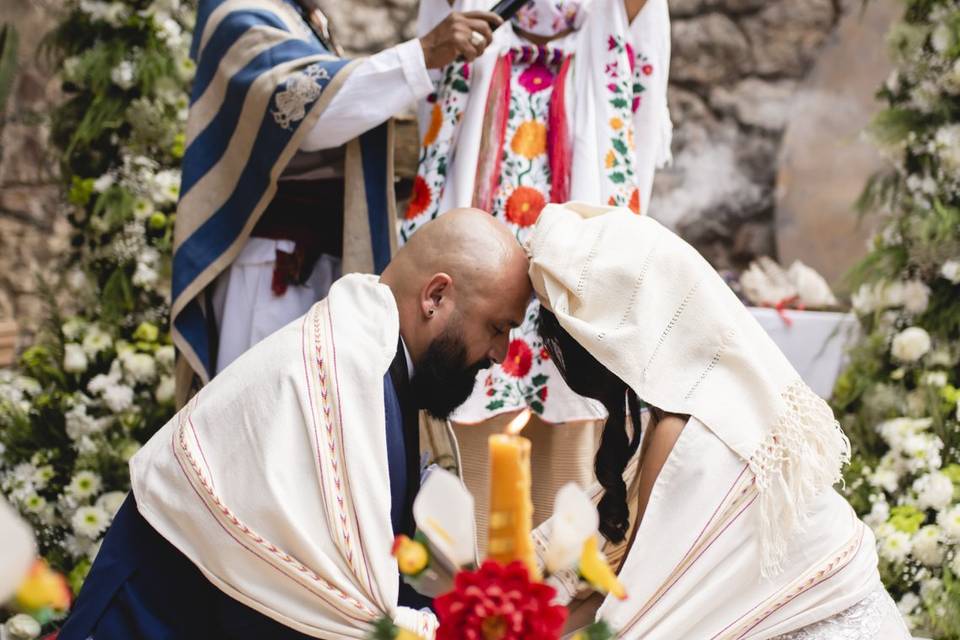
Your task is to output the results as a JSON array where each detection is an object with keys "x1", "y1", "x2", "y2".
[{"x1": 891, "y1": 326, "x2": 932, "y2": 362}]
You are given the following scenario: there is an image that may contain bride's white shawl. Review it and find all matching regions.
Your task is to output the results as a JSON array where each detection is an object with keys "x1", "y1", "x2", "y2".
[
  {"x1": 130, "y1": 274, "x2": 437, "y2": 639},
  {"x1": 529, "y1": 203, "x2": 883, "y2": 638}
]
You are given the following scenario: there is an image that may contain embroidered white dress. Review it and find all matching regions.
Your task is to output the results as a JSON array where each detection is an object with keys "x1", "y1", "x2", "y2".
[{"x1": 403, "y1": 0, "x2": 672, "y2": 424}]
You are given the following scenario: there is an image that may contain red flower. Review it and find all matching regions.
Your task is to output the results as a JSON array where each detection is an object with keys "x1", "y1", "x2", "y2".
[
  {"x1": 435, "y1": 561, "x2": 568, "y2": 640},
  {"x1": 642, "y1": 63, "x2": 654, "y2": 76},
  {"x1": 539, "y1": 347, "x2": 550, "y2": 361},
  {"x1": 501, "y1": 339, "x2": 533, "y2": 378},
  {"x1": 625, "y1": 42, "x2": 636, "y2": 74},
  {"x1": 404, "y1": 176, "x2": 432, "y2": 219},
  {"x1": 487, "y1": 388, "x2": 496, "y2": 397},
  {"x1": 607, "y1": 35, "x2": 617, "y2": 51},
  {"x1": 518, "y1": 61, "x2": 554, "y2": 93},
  {"x1": 505, "y1": 186, "x2": 546, "y2": 227},
  {"x1": 537, "y1": 387, "x2": 548, "y2": 401}
]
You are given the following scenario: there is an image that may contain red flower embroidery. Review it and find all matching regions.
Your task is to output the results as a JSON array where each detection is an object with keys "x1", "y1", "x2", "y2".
[
  {"x1": 518, "y1": 61, "x2": 554, "y2": 93},
  {"x1": 487, "y1": 388, "x2": 496, "y2": 397},
  {"x1": 435, "y1": 561, "x2": 568, "y2": 640},
  {"x1": 537, "y1": 387, "x2": 548, "y2": 401},
  {"x1": 625, "y1": 42, "x2": 636, "y2": 74},
  {"x1": 404, "y1": 176, "x2": 431, "y2": 219},
  {"x1": 607, "y1": 35, "x2": 617, "y2": 50},
  {"x1": 539, "y1": 347, "x2": 550, "y2": 361},
  {"x1": 629, "y1": 188, "x2": 640, "y2": 214},
  {"x1": 642, "y1": 63, "x2": 654, "y2": 76},
  {"x1": 505, "y1": 186, "x2": 546, "y2": 227},
  {"x1": 502, "y1": 339, "x2": 533, "y2": 378}
]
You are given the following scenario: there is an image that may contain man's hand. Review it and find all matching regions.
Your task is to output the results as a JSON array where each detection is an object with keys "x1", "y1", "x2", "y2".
[{"x1": 420, "y1": 11, "x2": 503, "y2": 68}]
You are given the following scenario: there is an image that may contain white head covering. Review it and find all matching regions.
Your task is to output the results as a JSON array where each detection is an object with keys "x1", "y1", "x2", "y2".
[{"x1": 527, "y1": 202, "x2": 851, "y2": 575}]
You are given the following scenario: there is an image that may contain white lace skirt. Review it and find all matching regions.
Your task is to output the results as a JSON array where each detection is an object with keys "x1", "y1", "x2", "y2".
[{"x1": 773, "y1": 584, "x2": 911, "y2": 640}]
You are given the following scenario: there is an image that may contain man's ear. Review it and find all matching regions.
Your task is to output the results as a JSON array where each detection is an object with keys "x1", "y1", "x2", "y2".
[{"x1": 421, "y1": 272, "x2": 453, "y2": 319}]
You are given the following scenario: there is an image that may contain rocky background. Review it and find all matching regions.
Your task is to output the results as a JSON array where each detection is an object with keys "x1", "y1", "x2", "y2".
[{"x1": 0, "y1": 0, "x2": 894, "y2": 358}]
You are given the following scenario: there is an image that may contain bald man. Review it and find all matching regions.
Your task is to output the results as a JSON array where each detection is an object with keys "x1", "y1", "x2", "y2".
[{"x1": 59, "y1": 210, "x2": 530, "y2": 640}]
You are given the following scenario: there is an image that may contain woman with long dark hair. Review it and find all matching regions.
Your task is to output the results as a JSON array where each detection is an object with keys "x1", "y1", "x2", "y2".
[{"x1": 529, "y1": 202, "x2": 909, "y2": 639}]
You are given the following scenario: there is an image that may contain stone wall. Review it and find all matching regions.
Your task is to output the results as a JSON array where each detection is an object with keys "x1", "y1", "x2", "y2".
[
  {"x1": 0, "y1": 0, "x2": 69, "y2": 358},
  {"x1": 650, "y1": 0, "x2": 844, "y2": 271}
]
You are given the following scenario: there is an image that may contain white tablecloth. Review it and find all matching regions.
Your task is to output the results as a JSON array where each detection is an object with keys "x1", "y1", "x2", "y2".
[{"x1": 748, "y1": 307, "x2": 859, "y2": 399}]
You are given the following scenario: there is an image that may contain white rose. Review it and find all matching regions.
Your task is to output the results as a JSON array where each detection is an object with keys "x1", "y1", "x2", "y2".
[
  {"x1": 155, "y1": 375, "x2": 175, "y2": 404},
  {"x1": 63, "y1": 343, "x2": 89, "y2": 373},
  {"x1": 103, "y1": 384, "x2": 135, "y2": 413},
  {"x1": 96, "y1": 490, "x2": 127, "y2": 517},
  {"x1": 881, "y1": 281, "x2": 905, "y2": 308},
  {"x1": 72, "y1": 505, "x2": 110, "y2": 538},
  {"x1": 914, "y1": 472, "x2": 955, "y2": 511},
  {"x1": 901, "y1": 280, "x2": 930, "y2": 314},
  {"x1": 121, "y1": 352, "x2": 157, "y2": 384},
  {"x1": 891, "y1": 327, "x2": 932, "y2": 362},
  {"x1": 156, "y1": 345, "x2": 175, "y2": 368},
  {"x1": 851, "y1": 282, "x2": 881, "y2": 314},
  {"x1": 932, "y1": 22, "x2": 954, "y2": 53},
  {"x1": 911, "y1": 525, "x2": 944, "y2": 566},
  {"x1": 940, "y1": 260, "x2": 960, "y2": 284},
  {"x1": 937, "y1": 504, "x2": 960, "y2": 540},
  {"x1": 5, "y1": 613, "x2": 41, "y2": 639}
]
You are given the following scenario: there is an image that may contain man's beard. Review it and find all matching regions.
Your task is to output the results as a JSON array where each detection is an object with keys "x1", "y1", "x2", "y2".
[{"x1": 410, "y1": 320, "x2": 489, "y2": 420}]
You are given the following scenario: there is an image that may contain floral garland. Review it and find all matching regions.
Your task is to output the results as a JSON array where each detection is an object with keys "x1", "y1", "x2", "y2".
[
  {"x1": 833, "y1": 1, "x2": 960, "y2": 637},
  {"x1": 0, "y1": 0, "x2": 193, "y2": 634}
]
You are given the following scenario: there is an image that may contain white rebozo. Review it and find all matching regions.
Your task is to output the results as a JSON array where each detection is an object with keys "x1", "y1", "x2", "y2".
[
  {"x1": 131, "y1": 274, "x2": 437, "y2": 639},
  {"x1": 528, "y1": 203, "x2": 898, "y2": 639}
]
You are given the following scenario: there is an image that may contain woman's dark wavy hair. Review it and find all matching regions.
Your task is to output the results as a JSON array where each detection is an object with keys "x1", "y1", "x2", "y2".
[{"x1": 538, "y1": 306, "x2": 642, "y2": 543}]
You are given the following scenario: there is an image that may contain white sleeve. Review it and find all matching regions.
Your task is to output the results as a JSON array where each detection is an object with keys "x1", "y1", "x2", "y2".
[{"x1": 299, "y1": 39, "x2": 434, "y2": 151}]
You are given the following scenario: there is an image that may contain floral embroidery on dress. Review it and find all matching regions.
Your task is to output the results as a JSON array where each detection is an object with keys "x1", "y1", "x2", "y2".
[
  {"x1": 272, "y1": 63, "x2": 331, "y2": 130},
  {"x1": 401, "y1": 62, "x2": 472, "y2": 238},
  {"x1": 603, "y1": 34, "x2": 641, "y2": 213}
]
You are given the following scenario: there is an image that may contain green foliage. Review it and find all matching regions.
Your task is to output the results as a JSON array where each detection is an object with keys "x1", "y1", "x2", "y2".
[
  {"x1": 0, "y1": 0, "x2": 195, "y2": 629},
  {"x1": 834, "y1": 1, "x2": 960, "y2": 637}
]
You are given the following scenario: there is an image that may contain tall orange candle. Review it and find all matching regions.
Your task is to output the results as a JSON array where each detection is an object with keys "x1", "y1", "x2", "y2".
[{"x1": 487, "y1": 410, "x2": 538, "y2": 578}]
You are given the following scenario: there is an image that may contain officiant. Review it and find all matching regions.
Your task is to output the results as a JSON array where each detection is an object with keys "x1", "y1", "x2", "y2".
[{"x1": 172, "y1": 0, "x2": 502, "y2": 405}]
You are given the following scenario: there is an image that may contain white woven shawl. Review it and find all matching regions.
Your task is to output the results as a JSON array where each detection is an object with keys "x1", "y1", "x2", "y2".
[
  {"x1": 527, "y1": 202, "x2": 851, "y2": 575},
  {"x1": 131, "y1": 274, "x2": 437, "y2": 638}
]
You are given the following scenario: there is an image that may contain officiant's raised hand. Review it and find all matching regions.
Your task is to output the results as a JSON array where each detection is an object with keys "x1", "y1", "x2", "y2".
[{"x1": 420, "y1": 11, "x2": 503, "y2": 67}]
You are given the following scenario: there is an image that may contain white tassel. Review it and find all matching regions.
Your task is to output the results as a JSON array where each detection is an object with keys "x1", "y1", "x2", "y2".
[{"x1": 748, "y1": 380, "x2": 851, "y2": 578}]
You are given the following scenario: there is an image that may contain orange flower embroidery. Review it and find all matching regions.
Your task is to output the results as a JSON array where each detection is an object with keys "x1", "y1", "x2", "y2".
[
  {"x1": 605, "y1": 150, "x2": 616, "y2": 169},
  {"x1": 505, "y1": 186, "x2": 546, "y2": 227},
  {"x1": 423, "y1": 103, "x2": 443, "y2": 147},
  {"x1": 628, "y1": 188, "x2": 640, "y2": 214},
  {"x1": 609, "y1": 117, "x2": 623, "y2": 130},
  {"x1": 510, "y1": 121, "x2": 547, "y2": 159}
]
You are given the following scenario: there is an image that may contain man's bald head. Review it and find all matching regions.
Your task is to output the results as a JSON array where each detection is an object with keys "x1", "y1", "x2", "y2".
[{"x1": 381, "y1": 209, "x2": 531, "y2": 416}]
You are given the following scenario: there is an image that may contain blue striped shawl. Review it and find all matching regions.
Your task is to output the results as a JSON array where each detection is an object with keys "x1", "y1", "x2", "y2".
[{"x1": 172, "y1": 0, "x2": 396, "y2": 402}]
